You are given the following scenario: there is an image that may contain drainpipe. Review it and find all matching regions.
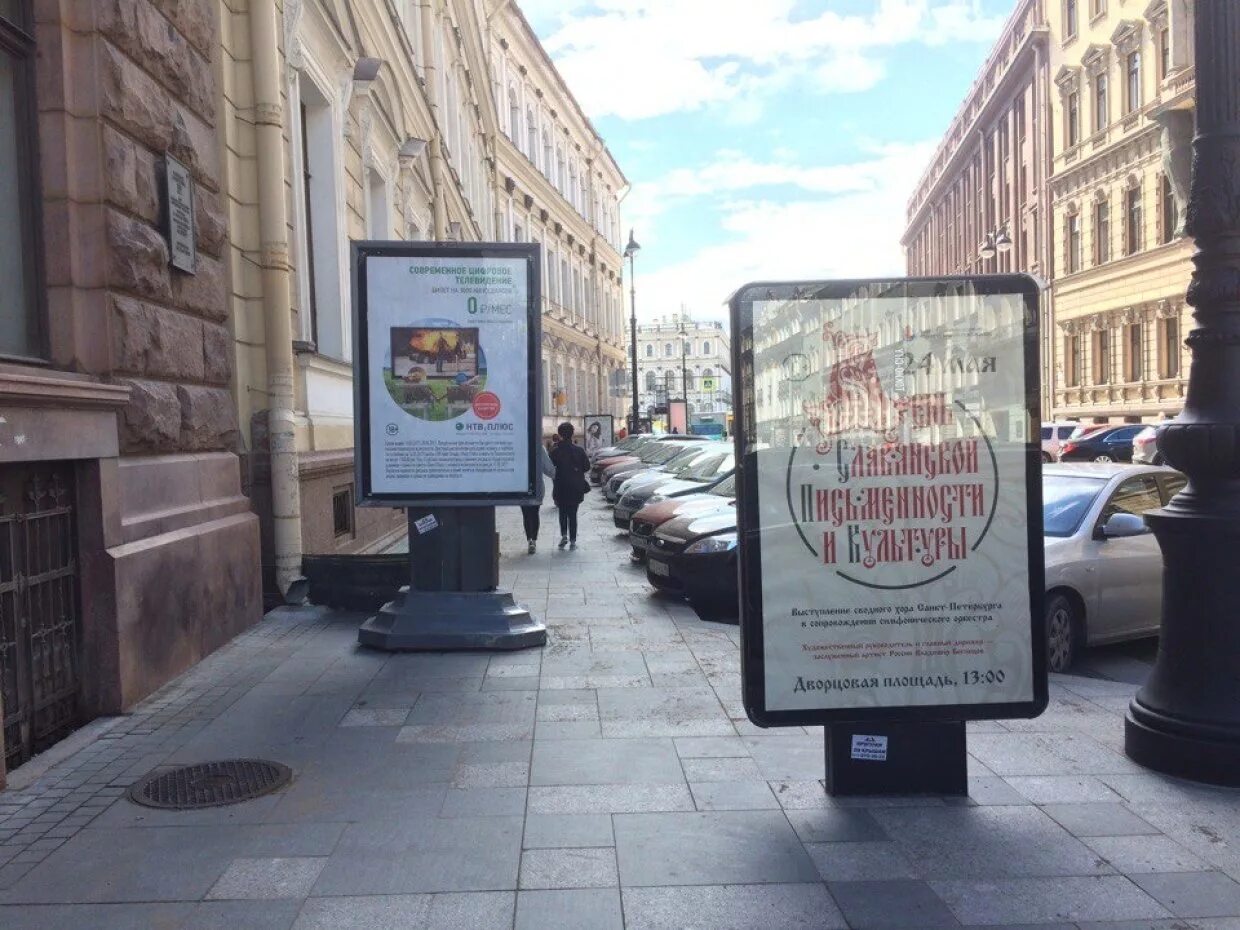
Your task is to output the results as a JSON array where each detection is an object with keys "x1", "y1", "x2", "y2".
[
  {"x1": 420, "y1": 0, "x2": 447, "y2": 238},
  {"x1": 250, "y1": 0, "x2": 302, "y2": 595}
]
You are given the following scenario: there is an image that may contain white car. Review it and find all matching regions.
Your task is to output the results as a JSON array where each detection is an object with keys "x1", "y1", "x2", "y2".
[
  {"x1": 1043, "y1": 463, "x2": 1185, "y2": 672},
  {"x1": 1041, "y1": 422, "x2": 1079, "y2": 462}
]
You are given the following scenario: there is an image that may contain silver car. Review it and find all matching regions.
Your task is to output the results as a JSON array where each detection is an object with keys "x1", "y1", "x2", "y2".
[{"x1": 1043, "y1": 463, "x2": 1186, "y2": 672}]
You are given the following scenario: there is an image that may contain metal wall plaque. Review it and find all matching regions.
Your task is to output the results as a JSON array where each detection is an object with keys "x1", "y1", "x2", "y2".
[{"x1": 163, "y1": 154, "x2": 196, "y2": 274}]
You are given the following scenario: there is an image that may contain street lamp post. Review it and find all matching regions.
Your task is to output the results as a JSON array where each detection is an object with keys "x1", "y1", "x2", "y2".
[
  {"x1": 1124, "y1": 2, "x2": 1240, "y2": 786},
  {"x1": 679, "y1": 322, "x2": 690, "y2": 432},
  {"x1": 624, "y1": 230, "x2": 641, "y2": 434}
]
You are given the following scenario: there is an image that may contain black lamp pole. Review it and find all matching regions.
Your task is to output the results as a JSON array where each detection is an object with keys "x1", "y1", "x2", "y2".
[
  {"x1": 1124, "y1": 1, "x2": 1240, "y2": 785},
  {"x1": 679, "y1": 323, "x2": 690, "y2": 431},
  {"x1": 624, "y1": 230, "x2": 641, "y2": 433}
]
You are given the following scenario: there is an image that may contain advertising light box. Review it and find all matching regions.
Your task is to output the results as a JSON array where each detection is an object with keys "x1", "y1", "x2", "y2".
[
  {"x1": 352, "y1": 242, "x2": 542, "y2": 507},
  {"x1": 730, "y1": 277, "x2": 1046, "y2": 726}
]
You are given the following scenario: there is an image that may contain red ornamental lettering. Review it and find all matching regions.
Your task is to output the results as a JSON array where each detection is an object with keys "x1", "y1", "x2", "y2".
[{"x1": 823, "y1": 531, "x2": 837, "y2": 565}]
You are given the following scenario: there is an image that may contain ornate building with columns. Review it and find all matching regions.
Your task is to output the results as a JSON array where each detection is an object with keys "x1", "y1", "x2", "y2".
[
  {"x1": 486, "y1": 3, "x2": 629, "y2": 437},
  {"x1": 1048, "y1": 0, "x2": 1195, "y2": 423},
  {"x1": 636, "y1": 315, "x2": 733, "y2": 428},
  {"x1": 902, "y1": 0, "x2": 1053, "y2": 415}
]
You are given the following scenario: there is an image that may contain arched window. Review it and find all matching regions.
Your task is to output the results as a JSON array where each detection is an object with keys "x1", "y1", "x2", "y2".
[
  {"x1": 508, "y1": 87, "x2": 519, "y2": 143},
  {"x1": 664, "y1": 343, "x2": 673, "y2": 357},
  {"x1": 664, "y1": 370, "x2": 676, "y2": 393},
  {"x1": 645, "y1": 371, "x2": 657, "y2": 391},
  {"x1": 526, "y1": 107, "x2": 537, "y2": 162},
  {"x1": 702, "y1": 340, "x2": 711, "y2": 355},
  {"x1": 702, "y1": 367, "x2": 714, "y2": 378},
  {"x1": 645, "y1": 344, "x2": 653, "y2": 358}
]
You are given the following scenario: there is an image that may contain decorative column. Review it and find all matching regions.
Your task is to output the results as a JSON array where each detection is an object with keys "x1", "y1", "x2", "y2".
[{"x1": 1125, "y1": 1, "x2": 1240, "y2": 785}]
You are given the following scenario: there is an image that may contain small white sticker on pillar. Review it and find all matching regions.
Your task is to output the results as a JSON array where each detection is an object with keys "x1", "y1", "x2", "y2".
[
  {"x1": 850, "y1": 734, "x2": 888, "y2": 762},
  {"x1": 414, "y1": 514, "x2": 439, "y2": 535}
]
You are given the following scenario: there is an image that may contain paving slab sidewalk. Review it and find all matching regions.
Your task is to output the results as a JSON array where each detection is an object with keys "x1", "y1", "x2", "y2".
[{"x1": 2, "y1": 500, "x2": 1239, "y2": 929}]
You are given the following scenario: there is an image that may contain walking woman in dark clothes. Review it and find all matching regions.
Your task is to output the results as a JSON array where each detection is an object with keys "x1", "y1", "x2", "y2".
[
  {"x1": 549, "y1": 421, "x2": 590, "y2": 549},
  {"x1": 521, "y1": 441, "x2": 557, "y2": 554}
]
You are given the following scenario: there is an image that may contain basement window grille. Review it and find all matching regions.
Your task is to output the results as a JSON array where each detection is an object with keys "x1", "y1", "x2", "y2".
[{"x1": 332, "y1": 486, "x2": 354, "y2": 539}]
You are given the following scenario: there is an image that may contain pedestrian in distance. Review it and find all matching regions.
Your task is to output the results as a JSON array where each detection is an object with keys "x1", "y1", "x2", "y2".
[
  {"x1": 550, "y1": 421, "x2": 590, "y2": 550},
  {"x1": 521, "y1": 442, "x2": 556, "y2": 554}
]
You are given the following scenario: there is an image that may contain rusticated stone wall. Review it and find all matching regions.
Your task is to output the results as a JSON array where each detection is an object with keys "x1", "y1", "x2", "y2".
[{"x1": 36, "y1": 0, "x2": 235, "y2": 453}]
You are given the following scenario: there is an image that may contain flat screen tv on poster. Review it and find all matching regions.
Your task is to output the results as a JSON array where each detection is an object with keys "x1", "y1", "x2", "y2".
[
  {"x1": 352, "y1": 242, "x2": 541, "y2": 507},
  {"x1": 730, "y1": 277, "x2": 1047, "y2": 727}
]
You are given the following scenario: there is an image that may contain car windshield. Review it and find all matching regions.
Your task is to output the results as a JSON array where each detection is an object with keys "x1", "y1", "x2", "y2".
[
  {"x1": 641, "y1": 442, "x2": 695, "y2": 464},
  {"x1": 710, "y1": 473, "x2": 737, "y2": 497},
  {"x1": 683, "y1": 452, "x2": 734, "y2": 482},
  {"x1": 664, "y1": 447, "x2": 713, "y2": 474},
  {"x1": 1043, "y1": 474, "x2": 1108, "y2": 537}
]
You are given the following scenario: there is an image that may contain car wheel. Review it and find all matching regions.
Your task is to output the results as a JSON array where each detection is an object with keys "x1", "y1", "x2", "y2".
[
  {"x1": 1092, "y1": 453, "x2": 1114, "y2": 463},
  {"x1": 1042, "y1": 452, "x2": 1053, "y2": 463},
  {"x1": 1045, "y1": 593, "x2": 1080, "y2": 673}
]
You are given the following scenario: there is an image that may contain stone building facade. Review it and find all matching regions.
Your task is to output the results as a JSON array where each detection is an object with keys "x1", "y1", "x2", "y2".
[
  {"x1": 1047, "y1": 0, "x2": 1195, "y2": 423},
  {"x1": 0, "y1": 0, "x2": 260, "y2": 774},
  {"x1": 488, "y1": 4, "x2": 629, "y2": 438},
  {"x1": 901, "y1": 0, "x2": 1054, "y2": 414},
  {"x1": 636, "y1": 315, "x2": 732, "y2": 428}
]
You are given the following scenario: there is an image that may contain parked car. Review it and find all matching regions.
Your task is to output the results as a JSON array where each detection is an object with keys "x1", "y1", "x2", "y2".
[
  {"x1": 1041, "y1": 422, "x2": 1079, "y2": 463},
  {"x1": 614, "y1": 451, "x2": 734, "y2": 529},
  {"x1": 629, "y1": 472, "x2": 736, "y2": 561},
  {"x1": 1043, "y1": 463, "x2": 1186, "y2": 672},
  {"x1": 1132, "y1": 425, "x2": 1165, "y2": 465},
  {"x1": 605, "y1": 444, "x2": 722, "y2": 512},
  {"x1": 602, "y1": 441, "x2": 711, "y2": 502},
  {"x1": 646, "y1": 506, "x2": 739, "y2": 619},
  {"x1": 1057, "y1": 424, "x2": 1146, "y2": 463},
  {"x1": 590, "y1": 434, "x2": 706, "y2": 483},
  {"x1": 589, "y1": 434, "x2": 651, "y2": 463}
]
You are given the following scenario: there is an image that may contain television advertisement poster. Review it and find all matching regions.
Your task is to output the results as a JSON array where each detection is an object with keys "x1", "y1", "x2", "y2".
[
  {"x1": 353, "y1": 242, "x2": 541, "y2": 506},
  {"x1": 731, "y1": 277, "x2": 1046, "y2": 726}
]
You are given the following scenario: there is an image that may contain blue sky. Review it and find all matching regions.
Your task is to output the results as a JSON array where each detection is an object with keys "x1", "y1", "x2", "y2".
[{"x1": 520, "y1": 0, "x2": 1018, "y2": 320}]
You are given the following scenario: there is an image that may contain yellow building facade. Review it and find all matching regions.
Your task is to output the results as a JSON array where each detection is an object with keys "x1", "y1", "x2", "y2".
[
  {"x1": 487, "y1": 4, "x2": 629, "y2": 437},
  {"x1": 1047, "y1": 0, "x2": 1195, "y2": 423},
  {"x1": 219, "y1": 0, "x2": 625, "y2": 593}
]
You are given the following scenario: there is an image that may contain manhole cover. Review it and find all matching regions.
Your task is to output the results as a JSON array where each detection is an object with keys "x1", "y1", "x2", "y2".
[{"x1": 127, "y1": 759, "x2": 293, "y2": 809}]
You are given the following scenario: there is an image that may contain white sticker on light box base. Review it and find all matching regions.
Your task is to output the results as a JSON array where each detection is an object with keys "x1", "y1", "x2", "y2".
[
  {"x1": 414, "y1": 514, "x2": 439, "y2": 535},
  {"x1": 850, "y1": 734, "x2": 888, "y2": 762}
]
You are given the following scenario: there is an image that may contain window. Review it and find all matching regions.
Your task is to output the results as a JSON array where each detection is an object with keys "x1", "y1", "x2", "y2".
[
  {"x1": 542, "y1": 130, "x2": 551, "y2": 176},
  {"x1": 683, "y1": 371, "x2": 695, "y2": 392},
  {"x1": 1126, "y1": 323, "x2": 1143, "y2": 382},
  {"x1": 1159, "y1": 26, "x2": 1171, "y2": 80},
  {"x1": 1090, "y1": 0, "x2": 1106, "y2": 17},
  {"x1": 1160, "y1": 174, "x2": 1176, "y2": 243},
  {"x1": 1126, "y1": 186, "x2": 1143, "y2": 254},
  {"x1": 367, "y1": 172, "x2": 390, "y2": 239},
  {"x1": 1067, "y1": 91, "x2": 1080, "y2": 147},
  {"x1": 332, "y1": 486, "x2": 355, "y2": 539},
  {"x1": 1102, "y1": 475, "x2": 1162, "y2": 522},
  {"x1": 1126, "y1": 51, "x2": 1142, "y2": 113},
  {"x1": 508, "y1": 87, "x2": 519, "y2": 142},
  {"x1": 1067, "y1": 334, "x2": 1082, "y2": 386},
  {"x1": 1161, "y1": 315, "x2": 1181, "y2": 378},
  {"x1": 703, "y1": 367, "x2": 714, "y2": 379},
  {"x1": 702, "y1": 340, "x2": 711, "y2": 356},
  {"x1": 645, "y1": 370, "x2": 656, "y2": 391},
  {"x1": 1067, "y1": 213, "x2": 1083, "y2": 273},
  {"x1": 1094, "y1": 74, "x2": 1108, "y2": 132},
  {"x1": 556, "y1": 147, "x2": 565, "y2": 192},
  {"x1": 526, "y1": 107, "x2": 537, "y2": 163},
  {"x1": 1094, "y1": 199, "x2": 1110, "y2": 264},
  {"x1": 645, "y1": 344, "x2": 653, "y2": 358},
  {"x1": 1065, "y1": 0, "x2": 1078, "y2": 38},
  {"x1": 297, "y1": 85, "x2": 344, "y2": 357},
  {"x1": 513, "y1": 223, "x2": 523, "y2": 243},
  {"x1": 1093, "y1": 328, "x2": 1111, "y2": 384},
  {"x1": 664, "y1": 342, "x2": 673, "y2": 357},
  {"x1": 0, "y1": 1, "x2": 41, "y2": 358},
  {"x1": 664, "y1": 370, "x2": 676, "y2": 394}
]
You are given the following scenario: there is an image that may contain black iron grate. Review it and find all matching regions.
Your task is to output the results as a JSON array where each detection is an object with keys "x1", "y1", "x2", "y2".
[{"x1": 127, "y1": 759, "x2": 293, "y2": 809}]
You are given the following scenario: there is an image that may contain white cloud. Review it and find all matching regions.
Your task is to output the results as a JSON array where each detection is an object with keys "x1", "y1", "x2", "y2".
[
  {"x1": 535, "y1": 0, "x2": 1006, "y2": 120},
  {"x1": 627, "y1": 141, "x2": 936, "y2": 321}
]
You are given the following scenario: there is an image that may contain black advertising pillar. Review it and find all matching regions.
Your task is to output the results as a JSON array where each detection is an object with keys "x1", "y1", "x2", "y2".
[
  {"x1": 729, "y1": 277, "x2": 1046, "y2": 798},
  {"x1": 350, "y1": 241, "x2": 547, "y2": 652}
]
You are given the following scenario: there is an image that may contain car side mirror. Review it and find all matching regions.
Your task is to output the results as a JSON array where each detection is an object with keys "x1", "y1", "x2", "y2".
[{"x1": 1100, "y1": 512, "x2": 1149, "y2": 539}]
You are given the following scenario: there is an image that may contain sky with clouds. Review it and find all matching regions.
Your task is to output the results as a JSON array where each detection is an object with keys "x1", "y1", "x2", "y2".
[{"x1": 518, "y1": 0, "x2": 1017, "y2": 321}]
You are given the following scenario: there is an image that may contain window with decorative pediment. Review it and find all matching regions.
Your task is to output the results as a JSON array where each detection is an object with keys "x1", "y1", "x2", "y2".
[
  {"x1": 1125, "y1": 183, "x2": 1144, "y2": 254},
  {"x1": 1055, "y1": 67, "x2": 1082, "y2": 151},
  {"x1": 1094, "y1": 196, "x2": 1111, "y2": 264},
  {"x1": 1067, "y1": 333, "x2": 1083, "y2": 387},
  {"x1": 1112, "y1": 21, "x2": 1145, "y2": 114},
  {"x1": 1067, "y1": 210, "x2": 1083, "y2": 273}
]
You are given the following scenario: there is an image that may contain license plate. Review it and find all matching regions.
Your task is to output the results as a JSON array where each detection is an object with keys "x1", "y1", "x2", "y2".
[{"x1": 648, "y1": 559, "x2": 670, "y2": 577}]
